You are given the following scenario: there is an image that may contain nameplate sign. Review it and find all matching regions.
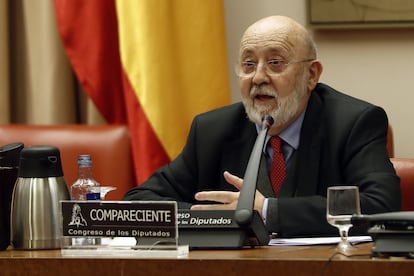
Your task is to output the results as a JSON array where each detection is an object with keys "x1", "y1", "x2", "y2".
[
  {"x1": 177, "y1": 210, "x2": 239, "y2": 228},
  {"x1": 61, "y1": 201, "x2": 177, "y2": 239}
]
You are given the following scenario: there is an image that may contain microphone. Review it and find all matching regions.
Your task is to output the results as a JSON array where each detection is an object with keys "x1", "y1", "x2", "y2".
[
  {"x1": 177, "y1": 115, "x2": 273, "y2": 249},
  {"x1": 236, "y1": 115, "x2": 274, "y2": 225}
]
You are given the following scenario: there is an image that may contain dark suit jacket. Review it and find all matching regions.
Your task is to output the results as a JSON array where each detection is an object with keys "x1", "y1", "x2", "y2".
[{"x1": 124, "y1": 83, "x2": 401, "y2": 237}]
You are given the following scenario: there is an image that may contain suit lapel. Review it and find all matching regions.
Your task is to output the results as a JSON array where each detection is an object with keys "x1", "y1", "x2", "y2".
[
  {"x1": 291, "y1": 92, "x2": 324, "y2": 196},
  {"x1": 257, "y1": 155, "x2": 274, "y2": 197},
  {"x1": 220, "y1": 119, "x2": 257, "y2": 183}
]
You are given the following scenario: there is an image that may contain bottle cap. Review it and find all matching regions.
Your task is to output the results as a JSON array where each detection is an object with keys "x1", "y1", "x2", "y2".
[{"x1": 78, "y1": 154, "x2": 92, "y2": 167}]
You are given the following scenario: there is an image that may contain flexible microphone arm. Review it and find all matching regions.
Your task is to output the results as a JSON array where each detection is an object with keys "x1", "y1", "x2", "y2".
[{"x1": 235, "y1": 115, "x2": 274, "y2": 226}]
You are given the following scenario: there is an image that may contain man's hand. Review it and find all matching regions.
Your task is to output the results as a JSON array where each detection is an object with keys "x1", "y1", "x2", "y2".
[{"x1": 190, "y1": 171, "x2": 266, "y2": 217}]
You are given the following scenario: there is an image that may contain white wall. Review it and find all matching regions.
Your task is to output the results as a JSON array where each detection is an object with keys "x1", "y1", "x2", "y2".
[{"x1": 224, "y1": 0, "x2": 414, "y2": 158}]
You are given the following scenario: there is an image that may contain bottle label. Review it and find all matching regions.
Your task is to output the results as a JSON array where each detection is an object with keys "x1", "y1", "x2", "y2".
[{"x1": 86, "y1": 192, "x2": 100, "y2": 200}]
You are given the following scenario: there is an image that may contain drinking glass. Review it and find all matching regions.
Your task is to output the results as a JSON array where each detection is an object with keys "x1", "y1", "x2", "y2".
[{"x1": 326, "y1": 186, "x2": 361, "y2": 253}]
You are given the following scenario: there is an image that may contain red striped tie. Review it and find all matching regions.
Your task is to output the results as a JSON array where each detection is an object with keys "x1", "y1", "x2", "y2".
[{"x1": 270, "y1": 136, "x2": 286, "y2": 195}]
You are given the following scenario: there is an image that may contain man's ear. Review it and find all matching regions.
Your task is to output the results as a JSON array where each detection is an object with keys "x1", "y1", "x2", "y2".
[{"x1": 307, "y1": 60, "x2": 323, "y2": 91}]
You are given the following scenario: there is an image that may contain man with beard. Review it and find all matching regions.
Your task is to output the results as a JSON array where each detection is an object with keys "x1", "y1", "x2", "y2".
[{"x1": 124, "y1": 15, "x2": 400, "y2": 237}]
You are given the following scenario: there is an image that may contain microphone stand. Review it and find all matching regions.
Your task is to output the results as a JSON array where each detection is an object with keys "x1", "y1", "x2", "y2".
[{"x1": 236, "y1": 115, "x2": 274, "y2": 225}]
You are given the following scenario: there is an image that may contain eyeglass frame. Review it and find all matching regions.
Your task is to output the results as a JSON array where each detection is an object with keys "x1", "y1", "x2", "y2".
[{"x1": 235, "y1": 58, "x2": 315, "y2": 78}]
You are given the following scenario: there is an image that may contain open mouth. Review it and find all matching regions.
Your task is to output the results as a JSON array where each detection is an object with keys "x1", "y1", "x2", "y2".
[{"x1": 254, "y1": 94, "x2": 275, "y2": 102}]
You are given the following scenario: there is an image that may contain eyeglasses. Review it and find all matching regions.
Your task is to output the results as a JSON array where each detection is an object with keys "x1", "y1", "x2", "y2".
[{"x1": 235, "y1": 58, "x2": 315, "y2": 78}]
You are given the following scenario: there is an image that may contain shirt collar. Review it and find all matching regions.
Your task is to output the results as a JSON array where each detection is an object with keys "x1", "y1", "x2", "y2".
[{"x1": 256, "y1": 109, "x2": 306, "y2": 150}]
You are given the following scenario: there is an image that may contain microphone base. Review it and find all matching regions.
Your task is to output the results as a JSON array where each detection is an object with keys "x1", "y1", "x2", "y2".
[
  {"x1": 177, "y1": 209, "x2": 269, "y2": 249},
  {"x1": 352, "y1": 212, "x2": 414, "y2": 258},
  {"x1": 370, "y1": 230, "x2": 414, "y2": 258}
]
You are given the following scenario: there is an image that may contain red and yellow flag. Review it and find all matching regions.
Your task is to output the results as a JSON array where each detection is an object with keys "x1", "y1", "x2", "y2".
[{"x1": 54, "y1": 0, "x2": 230, "y2": 184}]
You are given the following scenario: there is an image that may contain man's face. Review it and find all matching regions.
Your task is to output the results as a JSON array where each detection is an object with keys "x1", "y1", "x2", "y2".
[{"x1": 238, "y1": 26, "x2": 312, "y2": 131}]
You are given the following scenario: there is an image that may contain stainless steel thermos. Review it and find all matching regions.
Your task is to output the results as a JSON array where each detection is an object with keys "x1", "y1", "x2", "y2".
[
  {"x1": 0, "y1": 143, "x2": 24, "y2": 250},
  {"x1": 11, "y1": 146, "x2": 70, "y2": 249}
]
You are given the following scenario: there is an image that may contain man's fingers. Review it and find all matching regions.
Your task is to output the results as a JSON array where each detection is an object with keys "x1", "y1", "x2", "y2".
[
  {"x1": 194, "y1": 191, "x2": 238, "y2": 204},
  {"x1": 223, "y1": 171, "x2": 243, "y2": 190},
  {"x1": 191, "y1": 204, "x2": 233, "y2": 210},
  {"x1": 191, "y1": 191, "x2": 238, "y2": 210}
]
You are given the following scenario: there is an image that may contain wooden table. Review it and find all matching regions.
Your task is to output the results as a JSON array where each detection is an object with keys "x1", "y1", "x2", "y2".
[{"x1": 0, "y1": 243, "x2": 413, "y2": 275}]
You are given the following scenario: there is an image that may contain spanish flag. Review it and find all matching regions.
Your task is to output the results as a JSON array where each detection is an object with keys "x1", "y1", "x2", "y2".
[{"x1": 54, "y1": 0, "x2": 230, "y2": 184}]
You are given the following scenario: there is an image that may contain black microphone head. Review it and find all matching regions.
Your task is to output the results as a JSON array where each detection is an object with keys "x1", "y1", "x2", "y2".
[{"x1": 261, "y1": 115, "x2": 274, "y2": 129}]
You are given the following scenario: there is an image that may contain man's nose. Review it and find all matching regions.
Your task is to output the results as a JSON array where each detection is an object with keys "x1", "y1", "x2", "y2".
[{"x1": 252, "y1": 63, "x2": 270, "y2": 84}]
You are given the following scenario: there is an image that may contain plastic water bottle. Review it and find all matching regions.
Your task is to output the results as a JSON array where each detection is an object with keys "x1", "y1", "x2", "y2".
[
  {"x1": 70, "y1": 154, "x2": 100, "y2": 246},
  {"x1": 71, "y1": 155, "x2": 100, "y2": 200}
]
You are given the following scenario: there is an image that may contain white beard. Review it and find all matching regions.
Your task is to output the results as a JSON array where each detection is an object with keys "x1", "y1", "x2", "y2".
[{"x1": 242, "y1": 70, "x2": 309, "y2": 128}]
